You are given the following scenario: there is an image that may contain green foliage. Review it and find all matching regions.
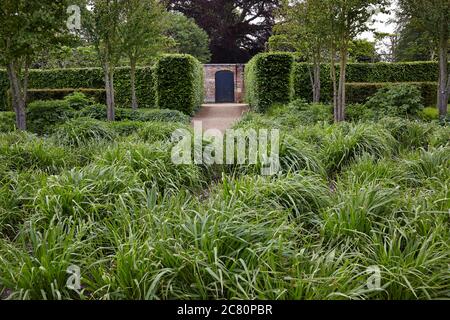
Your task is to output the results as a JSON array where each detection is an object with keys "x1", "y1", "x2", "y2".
[
  {"x1": 53, "y1": 118, "x2": 117, "y2": 147},
  {"x1": 345, "y1": 104, "x2": 376, "y2": 122},
  {"x1": 63, "y1": 91, "x2": 95, "y2": 110},
  {"x1": 364, "y1": 84, "x2": 424, "y2": 117},
  {"x1": 154, "y1": 54, "x2": 204, "y2": 115},
  {"x1": 165, "y1": 12, "x2": 212, "y2": 63},
  {"x1": 418, "y1": 107, "x2": 440, "y2": 121},
  {"x1": 137, "y1": 122, "x2": 191, "y2": 143},
  {"x1": 245, "y1": 53, "x2": 295, "y2": 112},
  {"x1": 293, "y1": 61, "x2": 446, "y2": 103},
  {"x1": 349, "y1": 39, "x2": 378, "y2": 62},
  {"x1": 26, "y1": 100, "x2": 75, "y2": 135},
  {"x1": 0, "y1": 112, "x2": 15, "y2": 132},
  {"x1": 0, "y1": 67, "x2": 155, "y2": 109}
]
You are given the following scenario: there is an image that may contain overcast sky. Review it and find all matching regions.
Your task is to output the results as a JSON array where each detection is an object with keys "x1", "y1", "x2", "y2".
[{"x1": 360, "y1": 1, "x2": 398, "y2": 41}]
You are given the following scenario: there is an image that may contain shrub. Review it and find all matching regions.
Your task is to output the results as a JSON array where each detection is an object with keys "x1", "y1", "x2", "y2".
[
  {"x1": 345, "y1": 103, "x2": 376, "y2": 122},
  {"x1": 418, "y1": 107, "x2": 439, "y2": 121},
  {"x1": 26, "y1": 100, "x2": 75, "y2": 135},
  {"x1": 53, "y1": 117, "x2": 117, "y2": 147},
  {"x1": 245, "y1": 52, "x2": 294, "y2": 113},
  {"x1": 0, "y1": 112, "x2": 16, "y2": 132},
  {"x1": 364, "y1": 83, "x2": 424, "y2": 117},
  {"x1": 154, "y1": 54, "x2": 204, "y2": 115},
  {"x1": 130, "y1": 109, "x2": 191, "y2": 123},
  {"x1": 108, "y1": 121, "x2": 145, "y2": 136},
  {"x1": 63, "y1": 91, "x2": 94, "y2": 110},
  {"x1": 27, "y1": 88, "x2": 105, "y2": 105}
]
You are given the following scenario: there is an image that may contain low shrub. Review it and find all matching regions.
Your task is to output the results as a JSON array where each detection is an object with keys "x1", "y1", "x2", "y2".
[
  {"x1": 418, "y1": 107, "x2": 439, "y2": 121},
  {"x1": 27, "y1": 100, "x2": 75, "y2": 135},
  {"x1": 63, "y1": 91, "x2": 95, "y2": 110},
  {"x1": 345, "y1": 103, "x2": 376, "y2": 122},
  {"x1": 108, "y1": 121, "x2": 145, "y2": 136},
  {"x1": 53, "y1": 117, "x2": 117, "y2": 147},
  {"x1": 0, "y1": 112, "x2": 16, "y2": 133},
  {"x1": 364, "y1": 84, "x2": 424, "y2": 117}
]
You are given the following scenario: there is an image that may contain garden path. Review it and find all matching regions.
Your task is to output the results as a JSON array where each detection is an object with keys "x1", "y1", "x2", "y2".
[{"x1": 192, "y1": 103, "x2": 249, "y2": 133}]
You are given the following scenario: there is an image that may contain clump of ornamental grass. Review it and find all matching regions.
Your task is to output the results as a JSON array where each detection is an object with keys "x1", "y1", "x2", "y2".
[
  {"x1": 378, "y1": 117, "x2": 436, "y2": 151},
  {"x1": 428, "y1": 125, "x2": 450, "y2": 148},
  {"x1": 217, "y1": 173, "x2": 331, "y2": 219},
  {"x1": 0, "y1": 112, "x2": 16, "y2": 133},
  {"x1": 136, "y1": 121, "x2": 191, "y2": 144},
  {"x1": 0, "y1": 131, "x2": 75, "y2": 174},
  {"x1": 322, "y1": 180, "x2": 401, "y2": 240},
  {"x1": 402, "y1": 147, "x2": 450, "y2": 183},
  {"x1": 0, "y1": 217, "x2": 96, "y2": 300},
  {"x1": 33, "y1": 164, "x2": 140, "y2": 221},
  {"x1": 339, "y1": 154, "x2": 411, "y2": 188},
  {"x1": 321, "y1": 123, "x2": 396, "y2": 175},
  {"x1": 53, "y1": 117, "x2": 117, "y2": 147},
  {"x1": 96, "y1": 140, "x2": 205, "y2": 194}
]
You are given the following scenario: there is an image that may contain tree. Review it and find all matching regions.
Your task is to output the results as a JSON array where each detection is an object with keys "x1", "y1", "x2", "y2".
[
  {"x1": 165, "y1": 12, "x2": 212, "y2": 63},
  {"x1": 329, "y1": 0, "x2": 387, "y2": 122},
  {"x1": 395, "y1": 22, "x2": 436, "y2": 61},
  {"x1": 398, "y1": 0, "x2": 449, "y2": 119},
  {"x1": 349, "y1": 39, "x2": 379, "y2": 62},
  {"x1": 167, "y1": 0, "x2": 280, "y2": 63},
  {"x1": 276, "y1": 0, "x2": 332, "y2": 103},
  {"x1": 85, "y1": 0, "x2": 122, "y2": 121},
  {"x1": 0, "y1": 0, "x2": 69, "y2": 130},
  {"x1": 119, "y1": 0, "x2": 167, "y2": 109}
]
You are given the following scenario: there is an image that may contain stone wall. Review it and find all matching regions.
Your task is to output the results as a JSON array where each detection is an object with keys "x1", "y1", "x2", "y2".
[{"x1": 203, "y1": 64, "x2": 245, "y2": 103}]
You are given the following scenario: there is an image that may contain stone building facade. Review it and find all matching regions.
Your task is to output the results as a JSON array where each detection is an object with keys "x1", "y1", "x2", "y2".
[{"x1": 203, "y1": 64, "x2": 245, "y2": 103}]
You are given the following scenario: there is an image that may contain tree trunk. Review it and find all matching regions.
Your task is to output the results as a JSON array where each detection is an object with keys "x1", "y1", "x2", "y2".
[
  {"x1": 312, "y1": 61, "x2": 321, "y2": 103},
  {"x1": 6, "y1": 61, "x2": 27, "y2": 130},
  {"x1": 330, "y1": 44, "x2": 338, "y2": 122},
  {"x1": 104, "y1": 61, "x2": 115, "y2": 121},
  {"x1": 437, "y1": 28, "x2": 448, "y2": 120},
  {"x1": 336, "y1": 45, "x2": 348, "y2": 122},
  {"x1": 130, "y1": 58, "x2": 138, "y2": 110}
]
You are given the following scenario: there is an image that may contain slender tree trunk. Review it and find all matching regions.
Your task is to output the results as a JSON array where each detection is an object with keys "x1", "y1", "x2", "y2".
[
  {"x1": 130, "y1": 58, "x2": 138, "y2": 110},
  {"x1": 337, "y1": 45, "x2": 348, "y2": 122},
  {"x1": 437, "y1": 28, "x2": 448, "y2": 120},
  {"x1": 104, "y1": 60, "x2": 115, "y2": 121},
  {"x1": 312, "y1": 59, "x2": 321, "y2": 103},
  {"x1": 6, "y1": 61, "x2": 27, "y2": 130},
  {"x1": 330, "y1": 44, "x2": 338, "y2": 122}
]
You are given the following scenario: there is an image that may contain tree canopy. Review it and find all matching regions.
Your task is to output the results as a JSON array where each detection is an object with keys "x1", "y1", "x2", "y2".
[{"x1": 167, "y1": 0, "x2": 280, "y2": 63}]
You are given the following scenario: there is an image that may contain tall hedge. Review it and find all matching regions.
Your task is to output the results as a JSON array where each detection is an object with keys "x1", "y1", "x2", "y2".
[
  {"x1": 0, "y1": 66, "x2": 155, "y2": 111},
  {"x1": 293, "y1": 61, "x2": 448, "y2": 105},
  {"x1": 154, "y1": 54, "x2": 204, "y2": 115},
  {"x1": 245, "y1": 52, "x2": 294, "y2": 112}
]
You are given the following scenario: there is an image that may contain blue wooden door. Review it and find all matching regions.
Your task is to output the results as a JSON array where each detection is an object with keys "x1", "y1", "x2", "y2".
[{"x1": 215, "y1": 71, "x2": 235, "y2": 103}]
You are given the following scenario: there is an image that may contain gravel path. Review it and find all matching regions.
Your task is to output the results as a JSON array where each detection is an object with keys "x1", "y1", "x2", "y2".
[{"x1": 191, "y1": 103, "x2": 249, "y2": 133}]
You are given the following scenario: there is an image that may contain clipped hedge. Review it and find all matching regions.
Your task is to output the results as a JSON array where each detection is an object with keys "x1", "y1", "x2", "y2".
[
  {"x1": 245, "y1": 52, "x2": 294, "y2": 112},
  {"x1": 154, "y1": 54, "x2": 204, "y2": 115},
  {"x1": 293, "y1": 61, "x2": 447, "y2": 104},
  {"x1": 0, "y1": 66, "x2": 155, "y2": 110}
]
